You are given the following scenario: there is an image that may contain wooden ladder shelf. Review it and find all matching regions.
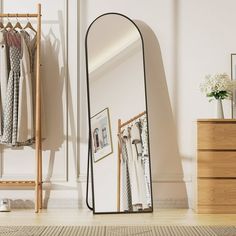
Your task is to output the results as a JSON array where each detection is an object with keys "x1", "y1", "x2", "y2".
[{"x1": 0, "y1": 4, "x2": 42, "y2": 213}]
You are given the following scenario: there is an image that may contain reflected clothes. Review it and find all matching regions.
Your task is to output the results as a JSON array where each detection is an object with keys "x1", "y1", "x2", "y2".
[
  {"x1": 140, "y1": 116, "x2": 151, "y2": 207},
  {"x1": 119, "y1": 133, "x2": 132, "y2": 212},
  {"x1": 123, "y1": 127, "x2": 140, "y2": 207},
  {"x1": 0, "y1": 29, "x2": 36, "y2": 146},
  {"x1": 130, "y1": 123, "x2": 148, "y2": 209},
  {"x1": 120, "y1": 114, "x2": 151, "y2": 211}
]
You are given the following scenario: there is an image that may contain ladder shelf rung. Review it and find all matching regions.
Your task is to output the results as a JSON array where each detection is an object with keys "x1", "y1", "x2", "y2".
[{"x1": 0, "y1": 180, "x2": 36, "y2": 186}]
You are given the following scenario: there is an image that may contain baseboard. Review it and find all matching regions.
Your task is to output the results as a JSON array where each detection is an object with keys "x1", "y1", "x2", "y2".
[
  {"x1": 77, "y1": 173, "x2": 193, "y2": 183},
  {"x1": 153, "y1": 198, "x2": 189, "y2": 209},
  {"x1": 8, "y1": 197, "x2": 189, "y2": 209},
  {"x1": 153, "y1": 174, "x2": 192, "y2": 183},
  {"x1": 3, "y1": 175, "x2": 190, "y2": 209},
  {"x1": 1, "y1": 174, "x2": 67, "y2": 182},
  {"x1": 9, "y1": 198, "x2": 88, "y2": 209}
]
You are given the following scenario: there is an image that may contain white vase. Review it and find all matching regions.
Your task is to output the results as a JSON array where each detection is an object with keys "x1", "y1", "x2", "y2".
[{"x1": 216, "y1": 99, "x2": 224, "y2": 119}]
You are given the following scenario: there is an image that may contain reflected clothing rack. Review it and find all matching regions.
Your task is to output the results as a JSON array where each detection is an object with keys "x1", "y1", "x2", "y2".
[
  {"x1": 117, "y1": 111, "x2": 146, "y2": 211},
  {"x1": 0, "y1": 4, "x2": 42, "y2": 213}
]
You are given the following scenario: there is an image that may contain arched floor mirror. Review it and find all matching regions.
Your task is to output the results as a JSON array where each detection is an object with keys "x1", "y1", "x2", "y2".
[{"x1": 85, "y1": 13, "x2": 153, "y2": 214}]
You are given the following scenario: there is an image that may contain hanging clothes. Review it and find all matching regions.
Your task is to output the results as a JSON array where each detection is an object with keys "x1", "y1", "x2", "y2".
[
  {"x1": 29, "y1": 29, "x2": 47, "y2": 142},
  {"x1": 140, "y1": 116, "x2": 152, "y2": 207},
  {"x1": 122, "y1": 127, "x2": 141, "y2": 207},
  {"x1": 1, "y1": 30, "x2": 21, "y2": 146},
  {"x1": 27, "y1": 28, "x2": 47, "y2": 143},
  {"x1": 0, "y1": 28, "x2": 37, "y2": 147},
  {"x1": 0, "y1": 29, "x2": 9, "y2": 136},
  {"x1": 16, "y1": 30, "x2": 35, "y2": 145},
  {"x1": 119, "y1": 113, "x2": 152, "y2": 211},
  {"x1": 118, "y1": 132, "x2": 132, "y2": 212},
  {"x1": 130, "y1": 122, "x2": 148, "y2": 210}
]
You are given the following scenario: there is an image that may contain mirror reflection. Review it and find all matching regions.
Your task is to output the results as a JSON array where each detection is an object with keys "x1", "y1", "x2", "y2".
[{"x1": 86, "y1": 13, "x2": 153, "y2": 213}]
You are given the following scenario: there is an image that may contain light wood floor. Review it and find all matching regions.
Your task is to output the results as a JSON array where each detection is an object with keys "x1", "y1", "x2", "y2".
[{"x1": 0, "y1": 209, "x2": 236, "y2": 226}]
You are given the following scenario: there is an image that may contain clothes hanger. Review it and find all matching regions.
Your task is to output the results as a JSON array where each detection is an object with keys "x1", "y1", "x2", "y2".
[
  {"x1": 5, "y1": 14, "x2": 13, "y2": 30},
  {"x1": 24, "y1": 14, "x2": 37, "y2": 33},
  {"x1": 13, "y1": 15, "x2": 22, "y2": 30}
]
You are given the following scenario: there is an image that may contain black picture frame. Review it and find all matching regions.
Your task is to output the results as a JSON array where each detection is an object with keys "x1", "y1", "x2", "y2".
[{"x1": 91, "y1": 107, "x2": 113, "y2": 163}]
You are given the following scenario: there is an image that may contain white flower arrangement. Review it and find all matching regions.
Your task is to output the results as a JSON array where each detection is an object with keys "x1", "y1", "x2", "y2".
[{"x1": 200, "y1": 73, "x2": 236, "y2": 101}]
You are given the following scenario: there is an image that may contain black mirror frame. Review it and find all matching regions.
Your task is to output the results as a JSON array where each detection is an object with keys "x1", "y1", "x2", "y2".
[{"x1": 85, "y1": 12, "x2": 154, "y2": 214}]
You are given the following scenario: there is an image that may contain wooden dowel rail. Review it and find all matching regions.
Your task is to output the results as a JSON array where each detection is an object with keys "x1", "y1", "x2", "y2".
[
  {"x1": 120, "y1": 111, "x2": 146, "y2": 128},
  {"x1": 0, "y1": 14, "x2": 38, "y2": 18},
  {"x1": 0, "y1": 181, "x2": 35, "y2": 187}
]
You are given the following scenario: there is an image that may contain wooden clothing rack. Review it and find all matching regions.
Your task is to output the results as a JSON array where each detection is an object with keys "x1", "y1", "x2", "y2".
[
  {"x1": 117, "y1": 111, "x2": 146, "y2": 211},
  {"x1": 0, "y1": 4, "x2": 42, "y2": 213}
]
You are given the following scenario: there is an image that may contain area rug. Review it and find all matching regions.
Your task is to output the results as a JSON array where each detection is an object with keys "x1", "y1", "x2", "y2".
[{"x1": 0, "y1": 226, "x2": 236, "y2": 236}]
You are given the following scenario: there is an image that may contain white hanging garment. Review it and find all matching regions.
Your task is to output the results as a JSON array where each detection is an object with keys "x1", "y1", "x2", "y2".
[
  {"x1": 140, "y1": 116, "x2": 152, "y2": 207},
  {"x1": 119, "y1": 133, "x2": 132, "y2": 212},
  {"x1": 130, "y1": 122, "x2": 148, "y2": 209},
  {"x1": 123, "y1": 127, "x2": 140, "y2": 206},
  {"x1": 17, "y1": 31, "x2": 34, "y2": 143},
  {"x1": 0, "y1": 29, "x2": 8, "y2": 136}
]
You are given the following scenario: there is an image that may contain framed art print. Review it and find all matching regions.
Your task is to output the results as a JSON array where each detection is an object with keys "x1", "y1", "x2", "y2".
[{"x1": 91, "y1": 108, "x2": 113, "y2": 162}]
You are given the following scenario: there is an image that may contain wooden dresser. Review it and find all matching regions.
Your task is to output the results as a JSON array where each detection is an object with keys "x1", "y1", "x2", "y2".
[{"x1": 197, "y1": 119, "x2": 236, "y2": 213}]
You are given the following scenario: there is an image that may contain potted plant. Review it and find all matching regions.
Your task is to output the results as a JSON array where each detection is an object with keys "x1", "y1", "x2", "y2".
[{"x1": 200, "y1": 73, "x2": 236, "y2": 118}]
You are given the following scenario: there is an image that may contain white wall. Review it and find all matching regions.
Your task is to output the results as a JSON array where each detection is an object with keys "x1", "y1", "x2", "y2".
[
  {"x1": 80, "y1": 0, "x2": 236, "y2": 209},
  {"x1": 1, "y1": 0, "x2": 236, "y2": 210}
]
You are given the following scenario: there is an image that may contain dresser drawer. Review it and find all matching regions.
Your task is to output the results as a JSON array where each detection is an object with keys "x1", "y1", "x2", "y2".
[
  {"x1": 198, "y1": 151, "x2": 236, "y2": 177},
  {"x1": 198, "y1": 179, "x2": 236, "y2": 205},
  {"x1": 198, "y1": 122, "x2": 236, "y2": 150}
]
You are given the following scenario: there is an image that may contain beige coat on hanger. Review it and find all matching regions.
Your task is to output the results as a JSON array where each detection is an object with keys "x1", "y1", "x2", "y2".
[{"x1": 17, "y1": 32, "x2": 34, "y2": 143}]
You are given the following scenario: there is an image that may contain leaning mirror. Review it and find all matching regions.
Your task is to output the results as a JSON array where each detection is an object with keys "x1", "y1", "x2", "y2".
[{"x1": 86, "y1": 13, "x2": 153, "y2": 214}]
